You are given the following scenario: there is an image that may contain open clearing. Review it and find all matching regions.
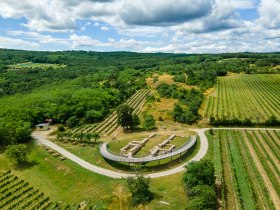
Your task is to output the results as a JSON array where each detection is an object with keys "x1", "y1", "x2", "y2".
[
  {"x1": 202, "y1": 74, "x2": 280, "y2": 122},
  {"x1": 206, "y1": 129, "x2": 280, "y2": 210},
  {"x1": 8, "y1": 62, "x2": 66, "y2": 69}
]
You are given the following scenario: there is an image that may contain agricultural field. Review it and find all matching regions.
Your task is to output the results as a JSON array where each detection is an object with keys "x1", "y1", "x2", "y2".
[
  {"x1": 206, "y1": 129, "x2": 280, "y2": 210},
  {"x1": 0, "y1": 171, "x2": 51, "y2": 209},
  {"x1": 7, "y1": 62, "x2": 66, "y2": 69},
  {"x1": 73, "y1": 89, "x2": 150, "y2": 136},
  {"x1": 202, "y1": 74, "x2": 280, "y2": 123},
  {"x1": 0, "y1": 141, "x2": 189, "y2": 210}
]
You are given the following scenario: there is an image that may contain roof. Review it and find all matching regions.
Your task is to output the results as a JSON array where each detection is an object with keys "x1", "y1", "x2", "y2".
[
  {"x1": 99, "y1": 135, "x2": 197, "y2": 163},
  {"x1": 36, "y1": 123, "x2": 49, "y2": 127}
]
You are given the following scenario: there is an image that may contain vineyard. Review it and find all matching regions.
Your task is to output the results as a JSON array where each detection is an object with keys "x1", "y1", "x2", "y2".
[
  {"x1": 72, "y1": 89, "x2": 150, "y2": 136},
  {"x1": 202, "y1": 74, "x2": 280, "y2": 123},
  {"x1": 0, "y1": 171, "x2": 51, "y2": 209},
  {"x1": 207, "y1": 129, "x2": 280, "y2": 210}
]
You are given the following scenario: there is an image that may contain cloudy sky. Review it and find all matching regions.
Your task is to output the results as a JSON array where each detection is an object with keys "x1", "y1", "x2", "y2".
[{"x1": 0, "y1": 0, "x2": 279, "y2": 53}]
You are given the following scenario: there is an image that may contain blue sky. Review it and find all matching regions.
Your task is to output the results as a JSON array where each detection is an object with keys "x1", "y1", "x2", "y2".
[{"x1": 0, "y1": 0, "x2": 279, "y2": 53}]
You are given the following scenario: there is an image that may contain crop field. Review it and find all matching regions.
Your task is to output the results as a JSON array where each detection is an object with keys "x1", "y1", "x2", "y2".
[
  {"x1": 73, "y1": 89, "x2": 150, "y2": 136},
  {"x1": 202, "y1": 74, "x2": 280, "y2": 123},
  {"x1": 206, "y1": 129, "x2": 280, "y2": 210},
  {"x1": 8, "y1": 62, "x2": 66, "y2": 69},
  {"x1": 0, "y1": 171, "x2": 51, "y2": 209}
]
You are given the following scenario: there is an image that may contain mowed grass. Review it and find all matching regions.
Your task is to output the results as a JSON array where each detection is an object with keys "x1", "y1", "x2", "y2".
[
  {"x1": 0, "y1": 140, "x2": 190, "y2": 209},
  {"x1": 202, "y1": 74, "x2": 280, "y2": 122},
  {"x1": 8, "y1": 62, "x2": 66, "y2": 69},
  {"x1": 108, "y1": 132, "x2": 191, "y2": 157},
  {"x1": 0, "y1": 141, "x2": 125, "y2": 206},
  {"x1": 52, "y1": 130, "x2": 196, "y2": 172}
]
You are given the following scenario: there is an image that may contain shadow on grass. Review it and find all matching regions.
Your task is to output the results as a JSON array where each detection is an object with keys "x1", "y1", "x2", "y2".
[{"x1": 14, "y1": 160, "x2": 38, "y2": 171}]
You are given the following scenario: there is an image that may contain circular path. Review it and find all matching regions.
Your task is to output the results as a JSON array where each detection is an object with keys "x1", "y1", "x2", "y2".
[
  {"x1": 33, "y1": 127, "x2": 280, "y2": 179},
  {"x1": 32, "y1": 128, "x2": 208, "y2": 179}
]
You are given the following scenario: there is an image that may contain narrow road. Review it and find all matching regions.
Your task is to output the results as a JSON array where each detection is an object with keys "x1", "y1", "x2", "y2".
[
  {"x1": 32, "y1": 128, "x2": 208, "y2": 179},
  {"x1": 32, "y1": 127, "x2": 280, "y2": 179}
]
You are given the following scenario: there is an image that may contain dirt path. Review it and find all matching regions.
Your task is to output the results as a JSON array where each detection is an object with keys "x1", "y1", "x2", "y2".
[
  {"x1": 255, "y1": 131, "x2": 280, "y2": 170},
  {"x1": 250, "y1": 131, "x2": 280, "y2": 184},
  {"x1": 243, "y1": 132, "x2": 280, "y2": 209}
]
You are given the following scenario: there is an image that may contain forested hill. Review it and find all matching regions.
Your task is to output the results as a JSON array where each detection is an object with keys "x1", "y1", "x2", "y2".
[{"x1": 0, "y1": 49, "x2": 279, "y2": 145}]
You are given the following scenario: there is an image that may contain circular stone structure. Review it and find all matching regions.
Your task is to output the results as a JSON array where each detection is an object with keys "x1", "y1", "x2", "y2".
[{"x1": 99, "y1": 135, "x2": 197, "y2": 164}]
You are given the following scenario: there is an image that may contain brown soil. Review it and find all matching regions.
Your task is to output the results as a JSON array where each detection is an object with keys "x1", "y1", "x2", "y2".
[
  {"x1": 243, "y1": 132, "x2": 280, "y2": 209},
  {"x1": 252, "y1": 131, "x2": 280, "y2": 184}
]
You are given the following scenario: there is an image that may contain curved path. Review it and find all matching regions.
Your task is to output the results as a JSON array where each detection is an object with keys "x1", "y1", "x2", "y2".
[
  {"x1": 32, "y1": 127, "x2": 280, "y2": 179},
  {"x1": 99, "y1": 135, "x2": 197, "y2": 163},
  {"x1": 32, "y1": 128, "x2": 208, "y2": 179}
]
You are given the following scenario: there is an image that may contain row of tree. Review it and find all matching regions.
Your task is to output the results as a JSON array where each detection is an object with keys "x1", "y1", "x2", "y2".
[
  {"x1": 209, "y1": 115, "x2": 280, "y2": 126},
  {"x1": 57, "y1": 131, "x2": 100, "y2": 144},
  {"x1": 183, "y1": 160, "x2": 217, "y2": 209}
]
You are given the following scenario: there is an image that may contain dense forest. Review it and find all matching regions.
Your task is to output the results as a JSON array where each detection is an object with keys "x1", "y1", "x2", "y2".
[{"x1": 0, "y1": 49, "x2": 279, "y2": 146}]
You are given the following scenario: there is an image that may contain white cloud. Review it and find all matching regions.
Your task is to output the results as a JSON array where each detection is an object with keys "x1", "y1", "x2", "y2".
[
  {"x1": 70, "y1": 34, "x2": 110, "y2": 48},
  {"x1": 0, "y1": 0, "x2": 279, "y2": 53},
  {"x1": 101, "y1": 26, "x2": 109, "y2": 31},
  {"x1": 7, "y1": 30, "x2": 70, "y2": 45},
  {"x1": 70, "y1": 34, "x2": 160, "y2": 50},
  {"x1": 0, "y1": 36, "x2": 39, "y2": 50},
  {"x1": 258, "y1": 0, "x2": 280, "y2": 28}
]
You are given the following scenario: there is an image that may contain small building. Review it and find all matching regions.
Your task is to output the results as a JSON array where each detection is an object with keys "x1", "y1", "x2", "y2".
[
  {"x1": 45, "y1": 119, "x2": 53, "y2": 125},
  {"x1": 35, "y1": 123, "x2": 50, "y2": 131}
]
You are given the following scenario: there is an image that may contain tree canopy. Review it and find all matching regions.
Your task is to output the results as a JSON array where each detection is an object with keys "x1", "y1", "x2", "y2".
[
  {"x1": 127, "y1": 174, "x2": 154, "y2": 206},
  {"x1": 4, "y1": 144, "x2": 30, "y2": 165}
]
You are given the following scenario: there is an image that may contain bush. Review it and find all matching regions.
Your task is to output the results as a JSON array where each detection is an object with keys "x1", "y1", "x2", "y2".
[
  {"x1": 5, "y1": 144, "x2": 30, "y2": 165},
  {"x1": 186, "y1": 185, "x2": 217, "y2": 210},
  {"x1": 143, "y1": 114, "x2": 156, "y2": 130},
  {"x1": 127, "y1": 175, "x2": 154, "y2": 206},
  {"x1": 184, "y1": 160, "x2": 215, "y2": 189},
  {"x1": 183, "y1": 160, "x2": 217, "y2": 209}
]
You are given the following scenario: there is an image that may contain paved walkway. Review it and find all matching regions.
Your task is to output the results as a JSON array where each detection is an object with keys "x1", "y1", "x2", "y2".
[
  {"x1": 32, "y1": 128, "x2": 208, "y2": 179},
  {"x1": 32, "y1": 127, "x2": 280, "y2": 179},
  {"x1": 99, "y1": 135, "x2": 197, "y2": 163}
]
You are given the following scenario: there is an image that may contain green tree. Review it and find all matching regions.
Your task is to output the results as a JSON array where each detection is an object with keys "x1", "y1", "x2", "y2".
[
  {"x1": 132, "y1": 114, "x2": 141, "y2": 130},
  {"x1": 127, "y1": 174, "x2": 154, "y2": 206},
  {"x1": 117, "y1": 105, "x2": 134, "y2": 130},
  {"x1": 143, "y1": 114, "x2": 156, "y2": 130},
  {"x1": 186, "y1": 185, "x2": 217, "y2": 210},
  {"x1": 91, "y1": 132, "x2": 100, "y2": 144},
  {"x1": 57, "y1": 124, "x2": 65, "y2": 132},
  {"x1": 183, "y1": 160, "x2": 215, "y2": 189},
  {"x1": 5, "y1": 144, "x2": 30, "y2": 165}
]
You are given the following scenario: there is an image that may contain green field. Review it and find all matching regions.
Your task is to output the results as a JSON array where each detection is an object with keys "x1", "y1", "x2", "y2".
[
  {"x1": 0, "y1": 140, "x2": 190, "y2": 209},
  {"x1": 202, "y1": 74, "x2": 280, "y2": 123},
  {"x1": 53, "y1": 132, "x2": 199, "y2": 172},
  {"x1": 8, "y1": 62, "x2": 66, "y2": 69},
  {"x1": 108, "y1": 134, "x2": 190, "y2": 156},
  {"x1": 0, "y1": 171, "x2": 51, "y2": 209},
  {"x1": 206, "y1": 129, "x2": 280, "y2": 210}
]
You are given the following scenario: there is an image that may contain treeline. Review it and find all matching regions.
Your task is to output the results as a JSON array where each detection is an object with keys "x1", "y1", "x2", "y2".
[
  {"x1": 209, "y1": 115, "x2": 280, "y2": 126},
  {"x1": 183, "y1": 160, "x2": 217, "y2": 209},
  {"x1": 1, "y1": 49, "x2": 280, "y2": 146}
]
